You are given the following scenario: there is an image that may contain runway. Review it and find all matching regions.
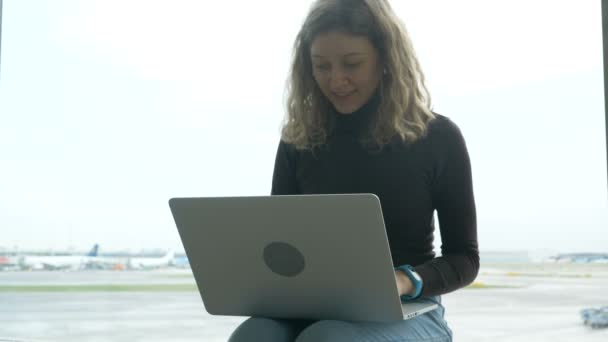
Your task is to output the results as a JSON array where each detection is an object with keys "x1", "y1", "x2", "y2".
[{"x1": 0, "y1": 264, "x2": 606, "y2": 341}]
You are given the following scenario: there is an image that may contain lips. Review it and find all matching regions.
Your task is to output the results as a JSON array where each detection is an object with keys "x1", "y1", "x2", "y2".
[{"x1": 333, "y1": 91, "x2": 356, "y2": 99}]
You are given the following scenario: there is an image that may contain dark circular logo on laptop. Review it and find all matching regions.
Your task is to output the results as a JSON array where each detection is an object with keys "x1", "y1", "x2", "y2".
[{"x1": 263, "y1": 242, "x2": 305, "y2": 277}]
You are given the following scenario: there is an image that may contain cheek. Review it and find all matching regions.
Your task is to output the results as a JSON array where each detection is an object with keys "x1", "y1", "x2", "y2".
[
  {"x1": 358, "y1": 69, "x2": 381, "y2": 90},
  {"x1": 313, "y1": 72, "x2": 330, "y2": 93}
]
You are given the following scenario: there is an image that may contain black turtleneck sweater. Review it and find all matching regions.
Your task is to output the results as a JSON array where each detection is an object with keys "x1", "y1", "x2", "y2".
[{"x1": 270, "y1": 96, "x2": 479, "y2": 297}]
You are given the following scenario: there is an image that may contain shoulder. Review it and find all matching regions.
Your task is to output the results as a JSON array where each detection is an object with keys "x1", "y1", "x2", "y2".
[
  {"x1": 419, "y1": 113, "x2": 471, "y2": 167},
  {"x1": 427, "y1": 113, "x2": 463, "y2": 137},
  {"x1": 277, "y1": 139, "x2": 298, "y2": 154},
  {"x1": 276, "y1": 139, "x2": 301, "y2": 163},
  {"x1": 425, "y1": 113, "x2": 467, "y2": 147}
]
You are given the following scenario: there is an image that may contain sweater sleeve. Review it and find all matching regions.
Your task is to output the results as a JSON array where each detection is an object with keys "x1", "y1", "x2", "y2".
[
  {"x1": 415, "y1": 117, "x2": 480, "y2": 296},
  {"x1": 271, "y1": 140, "x2": 299, "y2": 195}
]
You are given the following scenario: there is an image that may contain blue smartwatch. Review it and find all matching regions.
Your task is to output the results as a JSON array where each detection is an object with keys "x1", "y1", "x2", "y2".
[{"x1": 395, "y1": 264, "x2": 423, "y2": 301}]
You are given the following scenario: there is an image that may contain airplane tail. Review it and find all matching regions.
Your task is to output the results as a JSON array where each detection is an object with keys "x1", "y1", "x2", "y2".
[
  {"x1": 163, "y1": 249, "x2": 175, "y2": 262},
  {"x1": 87, "y1": 244, "x2": 99, "y2": 257}
]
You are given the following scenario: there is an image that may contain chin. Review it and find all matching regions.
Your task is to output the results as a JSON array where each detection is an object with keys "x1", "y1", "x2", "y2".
[{"x1": 333, "y1": 103, "x2": 362, "y2": 114}]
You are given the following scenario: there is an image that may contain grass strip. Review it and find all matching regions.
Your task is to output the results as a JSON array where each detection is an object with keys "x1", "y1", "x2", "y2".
[
  {"x1": 505, "y1": 272, "x2": 593, "y2": 278},
  {"x1": 0, "y1": 282, "x2": 520, "y2": 292},
  {"x1": 465, "y1": 282, "x2": 522, "y2": 289},
  {"x1": 0, "y1": 284, "x2": 198, "y2": 292}
]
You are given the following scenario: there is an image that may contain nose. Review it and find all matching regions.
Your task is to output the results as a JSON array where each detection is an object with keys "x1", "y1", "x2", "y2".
[{"x1": 329, "y1": 69, "x2": 350, "y2": 91}]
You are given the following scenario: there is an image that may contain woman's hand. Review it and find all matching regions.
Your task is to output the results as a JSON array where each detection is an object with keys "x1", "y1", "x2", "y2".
[{"x1": 394, "y1": 269, "x2": 415, "y2": 296}]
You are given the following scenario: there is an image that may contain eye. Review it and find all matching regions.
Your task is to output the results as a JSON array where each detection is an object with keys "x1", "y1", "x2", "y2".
[{"x1": 344, "y1": 62, "x2": 362, "y2": 69}]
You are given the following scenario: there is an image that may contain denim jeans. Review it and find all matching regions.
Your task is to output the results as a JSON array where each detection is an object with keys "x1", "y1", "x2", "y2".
[{"x1": 228, "y1": 296, "x2": 452, "y2": 342}]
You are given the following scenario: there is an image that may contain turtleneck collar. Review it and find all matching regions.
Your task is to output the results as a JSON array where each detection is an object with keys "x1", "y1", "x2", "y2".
[{"x1": 330, "y1": 88, "x2": 382, "y2": 136}]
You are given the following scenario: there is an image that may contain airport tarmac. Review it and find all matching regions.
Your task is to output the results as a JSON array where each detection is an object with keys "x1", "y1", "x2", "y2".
[{"x1": 0, "y1": 264, "x2": 607, "y2": 342}]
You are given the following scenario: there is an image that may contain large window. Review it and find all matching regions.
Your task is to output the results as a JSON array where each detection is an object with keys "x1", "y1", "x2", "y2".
[{"x1": 1, "y1": 1, "x2": 606, "y2": 341}]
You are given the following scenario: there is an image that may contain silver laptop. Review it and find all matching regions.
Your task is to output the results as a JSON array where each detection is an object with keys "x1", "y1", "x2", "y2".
[{"x1": 169, "y1": 193, "x2": 438, "y2": 322}]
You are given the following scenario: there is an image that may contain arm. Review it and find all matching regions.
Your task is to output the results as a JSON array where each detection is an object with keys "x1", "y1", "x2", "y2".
[
  {"x1": 414, "y1": 117, "x2": 479, "y2": 297},
  {"x1": 271, "y1": 140, "x2": 299, "y2": 195}
]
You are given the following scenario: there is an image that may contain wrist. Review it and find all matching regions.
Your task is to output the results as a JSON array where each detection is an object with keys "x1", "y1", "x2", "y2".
[
  {"x1": 394, "y1": 264, "x2": 423, "y2": 300},
  {"x1": 395, "y1": 270, "x2": 414, "y2": 296}
]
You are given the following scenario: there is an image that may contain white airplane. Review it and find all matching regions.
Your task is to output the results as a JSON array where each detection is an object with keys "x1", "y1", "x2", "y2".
[
  {"x1": 19, "y1": 244, "x2": 99, "y2": 271},
  {"x1": 0, "y1": 255, "x2": 21, "y2": 271},
  {"x1": 127, "y1": 250, "x2": 174, "y2": 270},
  {"x1": 550, "y1": 253, "x2": 608, "y2": 263},
  {"x1": 86, "y1": 253, "x2": 128, "y2": 270}
]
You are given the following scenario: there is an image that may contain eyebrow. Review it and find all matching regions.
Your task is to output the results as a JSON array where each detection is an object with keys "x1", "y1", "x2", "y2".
[{"x1": 311, "y1": 52, "x2": 366, "y2": 58}]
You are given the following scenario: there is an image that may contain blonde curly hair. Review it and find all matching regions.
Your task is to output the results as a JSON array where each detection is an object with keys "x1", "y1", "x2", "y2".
[{"x1": 282, "y1": 0, "x2": 434, "y2": 150}]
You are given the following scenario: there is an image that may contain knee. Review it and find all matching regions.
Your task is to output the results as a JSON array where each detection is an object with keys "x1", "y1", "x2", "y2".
[
  {"x1": 228, "y1": 317, "x2": 299, "y2": 342},
  {"x1": 295, "y1": 320, "x2": 359, "y2": 342}
]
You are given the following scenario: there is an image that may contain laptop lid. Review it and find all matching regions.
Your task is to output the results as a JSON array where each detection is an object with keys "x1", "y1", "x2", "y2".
[{"x1": 169, "y1": 193, "x2": 436, "y2": 322}]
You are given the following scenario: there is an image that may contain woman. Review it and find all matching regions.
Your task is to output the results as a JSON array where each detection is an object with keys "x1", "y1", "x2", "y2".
[{"x1": 229, "y1": 0, "x2": 478, "y2": 341}]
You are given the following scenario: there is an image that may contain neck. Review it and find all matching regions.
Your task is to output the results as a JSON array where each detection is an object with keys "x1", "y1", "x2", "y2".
[{"x1": 331, "y1": 89, "x2": 381, "y2": 136}]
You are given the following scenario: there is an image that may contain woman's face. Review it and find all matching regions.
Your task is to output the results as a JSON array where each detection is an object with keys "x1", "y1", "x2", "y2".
[{"x1": 310, "y1": 30, "x2": 383, "y2": 114}]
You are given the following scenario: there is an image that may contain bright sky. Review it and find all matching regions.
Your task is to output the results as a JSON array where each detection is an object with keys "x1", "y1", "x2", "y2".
[{"x1": 0, "y1": 0, "x2": 606, "y2": 254}]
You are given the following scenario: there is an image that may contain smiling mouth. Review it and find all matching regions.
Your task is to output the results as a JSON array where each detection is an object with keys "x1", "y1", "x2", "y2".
[{"x1": 333, "y1": 91, "x2": 356, "y2": 98}]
